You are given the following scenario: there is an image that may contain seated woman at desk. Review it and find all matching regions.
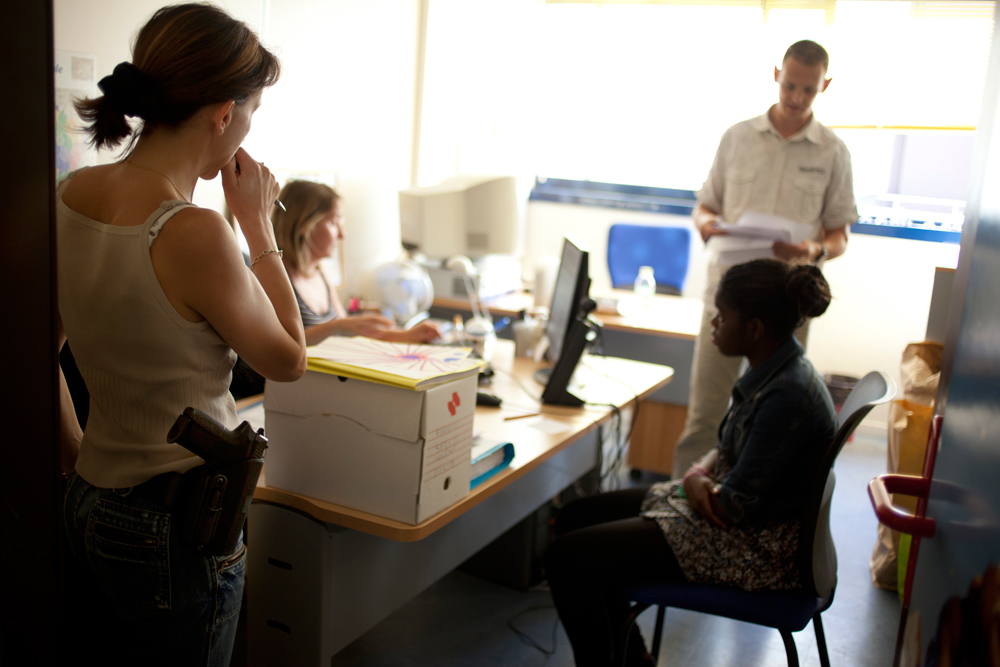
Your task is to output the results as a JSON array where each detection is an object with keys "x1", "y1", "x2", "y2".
[
  {"x1": 274, "y1": 179, "x2": 440, "y2": 345},
  {"x1": 544, "y1": 259, "x2": 837, "y2": 667},
  {"x1": 230, "y1": 180, "x2": 440, "y2": 397}
]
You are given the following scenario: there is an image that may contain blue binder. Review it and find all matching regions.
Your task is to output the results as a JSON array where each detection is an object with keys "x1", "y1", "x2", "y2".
[{"x1": 470, "y1": 440, "x2": 515, "y2": 489}]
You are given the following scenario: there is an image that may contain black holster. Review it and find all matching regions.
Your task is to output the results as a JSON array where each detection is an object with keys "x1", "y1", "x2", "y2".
[{"x1": 167, "y1": 407, "x2": 268, "y2": 557}]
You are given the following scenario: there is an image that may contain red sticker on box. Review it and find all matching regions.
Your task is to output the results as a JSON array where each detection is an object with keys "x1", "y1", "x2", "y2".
[{"x1": 452, "y1": 392, "x2": 460, "y2": 407}]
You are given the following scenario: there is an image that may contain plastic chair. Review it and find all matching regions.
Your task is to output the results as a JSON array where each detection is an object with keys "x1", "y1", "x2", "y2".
[
  {"x1": 607, "y1": 224, "x2": 691, "y2": 296},
  {"x1": 620, "y1": 371, "x2": 897, "y2": 667}
]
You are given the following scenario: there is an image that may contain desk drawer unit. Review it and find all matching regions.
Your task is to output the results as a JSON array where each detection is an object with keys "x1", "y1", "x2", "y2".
[{"x1": 246, "y1": 429, "x2": 601, "y2": 667}]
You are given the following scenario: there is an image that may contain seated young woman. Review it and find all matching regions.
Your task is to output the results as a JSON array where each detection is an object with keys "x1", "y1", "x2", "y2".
[
  {"x1": 230, "y1": 180, "x2": 441, "y2": 397},
  {"x1": 274, "y1": 179, "x2": 440, "y2": 345},
  {"x1": 544, "y1": 258, "x2": 838, "y2": 667}
]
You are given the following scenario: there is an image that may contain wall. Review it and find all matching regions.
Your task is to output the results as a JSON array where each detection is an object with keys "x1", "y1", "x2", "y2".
[
  {"x1": 258, "y1": 0, "x2": 419, "y2": 299},
  {"x1": 524, "y1": 200, "x2": 960, "y2": 432},
  {"x1": 890, "y1": 133, "x2": 977, "y2": 201},
  {"x1": 53, "y1": 0, "x2": 419, "y2": 299}
]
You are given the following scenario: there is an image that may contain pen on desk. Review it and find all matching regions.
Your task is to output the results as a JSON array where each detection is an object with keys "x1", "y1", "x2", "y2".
[{"x1": 504, "y1": 411, "x2": 540, "y2": 421}]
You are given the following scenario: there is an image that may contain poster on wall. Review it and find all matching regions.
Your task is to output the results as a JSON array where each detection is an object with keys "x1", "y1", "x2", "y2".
[{"x1": 55, "y1": 50, "x2": 98, "y2": 184}]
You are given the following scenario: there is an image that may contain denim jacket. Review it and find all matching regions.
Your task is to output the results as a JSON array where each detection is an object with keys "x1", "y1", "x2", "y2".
[{"x1": 714, "y1": 338, "x2": 837, "y2": 528}]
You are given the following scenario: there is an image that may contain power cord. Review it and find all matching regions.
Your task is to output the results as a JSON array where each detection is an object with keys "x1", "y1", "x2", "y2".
[
  {"x1": 494, "y1": 329, "x2": 642, "y2": 490},
  {"x1": 493, "y1": 366, "x2": 543, "y2": 404},
  {"x1": 507, "y1": 604, "x2": 560, "y2": 666}
]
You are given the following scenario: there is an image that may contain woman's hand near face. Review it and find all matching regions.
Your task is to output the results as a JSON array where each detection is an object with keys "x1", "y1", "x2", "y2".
[
  {"x1": 175, "y1": 146, "x2": 306, "y2": 381},
  {"x1": 221, "y1": 146, "x2": 280, "y2": 248},
  {"x1": 684, "y1": 474, "x2": 729, "y2": 529}
]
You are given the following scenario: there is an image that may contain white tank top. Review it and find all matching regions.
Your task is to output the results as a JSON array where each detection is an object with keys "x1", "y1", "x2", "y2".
[{"x1": 57, "y1": 171, "x2": 238, "y2": 488}]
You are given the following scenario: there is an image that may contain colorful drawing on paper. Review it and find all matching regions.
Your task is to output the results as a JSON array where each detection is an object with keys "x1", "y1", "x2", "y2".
[
  {"x1": 317, "y1": 338, "x2": 469, "y2": 373},
  {"x1": 55, "y1": 51, "x2": 98, "y2": 183}
]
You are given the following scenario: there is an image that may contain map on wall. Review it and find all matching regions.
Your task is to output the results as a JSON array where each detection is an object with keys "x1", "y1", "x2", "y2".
[{"x1": 55, "y1": 50, "x2": 98, "y2": 184}]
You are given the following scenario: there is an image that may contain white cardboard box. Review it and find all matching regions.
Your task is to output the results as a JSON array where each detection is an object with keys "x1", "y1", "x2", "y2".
[{"x1": 263, "y1": 370, "x2": 477, "y2": 525}]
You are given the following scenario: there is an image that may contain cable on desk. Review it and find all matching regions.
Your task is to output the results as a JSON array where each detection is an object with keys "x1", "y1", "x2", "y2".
[
  {"x1": 507, "y1": 604, "x2": 560, "y2": 666},
  {"x1": 491, "y1": 367, "x2": 597, "y2": 419},
  {"x1": 493, "y1": 366, "x2": 543, "y2": 404}
]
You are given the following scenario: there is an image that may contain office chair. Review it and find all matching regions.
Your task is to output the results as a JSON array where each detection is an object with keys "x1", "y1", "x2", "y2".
[
  {"x1": 607, "y1": 223, "x2": 691, "y2": 296},
  {"x1": 619, "y1": 371, "x2": 896, "y2": 667}
]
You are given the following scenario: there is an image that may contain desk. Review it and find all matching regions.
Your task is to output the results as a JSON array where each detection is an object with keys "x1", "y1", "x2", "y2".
[
  {"x1": 431, "y1": 290, "x2": 703, "y2": 476},
  {"x1": 241, "y1": 341, "x2": 673, "y2": 666}
]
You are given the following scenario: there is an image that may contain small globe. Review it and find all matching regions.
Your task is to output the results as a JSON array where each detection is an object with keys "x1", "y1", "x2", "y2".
[{"x1": 375, "y1": 260, "x2": 434, "y2": 326}]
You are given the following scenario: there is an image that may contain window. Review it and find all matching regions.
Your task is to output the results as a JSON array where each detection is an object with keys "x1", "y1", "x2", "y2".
[{"x1": 418, "y1": 0, "x2": 995, "y2": 207}]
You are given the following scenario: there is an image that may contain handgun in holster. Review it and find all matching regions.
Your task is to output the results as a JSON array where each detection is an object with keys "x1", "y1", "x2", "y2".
[{"x1": 167, "y1": 407, "x2": 268, "y2": 557}]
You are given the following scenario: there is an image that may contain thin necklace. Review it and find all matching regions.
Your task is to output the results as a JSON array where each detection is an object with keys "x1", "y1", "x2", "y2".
[{"x1": 124, "y1": 158, "x2": 191, "y2": 203}]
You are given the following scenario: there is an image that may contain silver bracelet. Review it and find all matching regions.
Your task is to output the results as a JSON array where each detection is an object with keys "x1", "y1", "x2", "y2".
[{"x1": 251, "y1": 248, "x2": 283, "y2": 271}]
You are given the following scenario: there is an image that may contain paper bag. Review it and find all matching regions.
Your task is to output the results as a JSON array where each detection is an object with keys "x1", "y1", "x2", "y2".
[{"x1": 869, "y1": 341, "x2": 942, "y2": 591}]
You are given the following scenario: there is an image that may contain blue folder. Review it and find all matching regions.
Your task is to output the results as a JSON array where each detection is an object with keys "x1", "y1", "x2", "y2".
[{"x1": 470, "y1": 440, "x2": 515, "y2": 489}]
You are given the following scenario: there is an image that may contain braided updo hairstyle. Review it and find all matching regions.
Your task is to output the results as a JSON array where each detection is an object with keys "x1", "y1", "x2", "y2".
[
  {"x1": 717, "y1": 259, "x2": 832, "y2": 339},
  {"x1": 76, "y1": 3, "x2": 280, "y2": 153}
]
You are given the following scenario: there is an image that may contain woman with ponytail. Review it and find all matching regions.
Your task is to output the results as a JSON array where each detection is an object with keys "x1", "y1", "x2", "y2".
[
  {"x1": 544, "y1": 259, "x2": 838, "y2": 667},
  {"x1": 57, "y1": 5, "x2": 306, "y2": 664}
]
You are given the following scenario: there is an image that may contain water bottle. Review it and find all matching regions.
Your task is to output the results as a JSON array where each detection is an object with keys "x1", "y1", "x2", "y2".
[{"x1": 634, "y1": 266, "x2": 656, "y2": 309}]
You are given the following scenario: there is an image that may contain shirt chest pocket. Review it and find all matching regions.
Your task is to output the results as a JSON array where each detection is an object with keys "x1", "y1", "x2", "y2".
[
  {"x1": 792, "y1": 176, "x2": 827, "y2": 223},
  {"x1": 724, "y1": 170, "x2": 757, "y2": 218}
]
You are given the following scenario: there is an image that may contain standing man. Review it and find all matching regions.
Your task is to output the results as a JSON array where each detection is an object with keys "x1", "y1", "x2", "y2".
[{"x1": 672, "y1": 40, "x2": 858, "y2": 477}]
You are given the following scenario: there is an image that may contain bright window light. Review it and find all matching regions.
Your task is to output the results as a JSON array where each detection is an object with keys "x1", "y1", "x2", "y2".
[{"x1": 418, "y1": 0, "x2": 995, "y2": 197}]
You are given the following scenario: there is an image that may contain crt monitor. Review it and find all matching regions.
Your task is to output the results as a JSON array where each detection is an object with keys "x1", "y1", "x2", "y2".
[
  {"x1": 398, "y1": 175, "x2": 519, "y2": 258},
  {"x1": 544, "y1": 236, "x2": 590, "y2": 365}
]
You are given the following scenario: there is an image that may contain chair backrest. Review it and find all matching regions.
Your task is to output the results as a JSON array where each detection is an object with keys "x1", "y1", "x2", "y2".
[
  {"x1": 607, "y1": 224, "x2": 691, "y2": 295},
  {"x1": 799, "y1": 370, "x2": 897, "y2": 598}
]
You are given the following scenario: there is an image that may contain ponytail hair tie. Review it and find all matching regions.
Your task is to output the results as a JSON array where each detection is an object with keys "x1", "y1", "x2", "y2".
[{"x1": 97, "y1": 62, "x2": 159, "y2": 119}]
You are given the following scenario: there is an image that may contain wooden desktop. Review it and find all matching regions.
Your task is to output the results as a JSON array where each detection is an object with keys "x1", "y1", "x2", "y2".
[
  {"x1": 431, "y1": 289, "x2": 702, "y2": 477},
  {"x1": 239, "y1": 340, "x2": 673, "y2": 665}
]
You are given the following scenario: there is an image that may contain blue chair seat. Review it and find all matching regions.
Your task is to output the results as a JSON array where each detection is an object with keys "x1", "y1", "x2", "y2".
[{"x1": 625, "y1": 582, "x2": 831, "y2": 633}]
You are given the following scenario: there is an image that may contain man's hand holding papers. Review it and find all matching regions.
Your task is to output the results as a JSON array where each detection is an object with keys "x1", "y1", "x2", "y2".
[{"x1": 709, "y1": 212, "x2": 814, "y2": 265}]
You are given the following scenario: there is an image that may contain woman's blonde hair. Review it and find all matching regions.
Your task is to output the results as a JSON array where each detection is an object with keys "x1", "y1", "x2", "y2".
[{"x1": 272, "y1": 180, "x2": 341, "y2": 273}]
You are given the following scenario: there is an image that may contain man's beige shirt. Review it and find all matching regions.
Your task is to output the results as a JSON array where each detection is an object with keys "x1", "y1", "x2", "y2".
[{"x1": 698, "y1": 111, "x2": 858, "y2": 242}]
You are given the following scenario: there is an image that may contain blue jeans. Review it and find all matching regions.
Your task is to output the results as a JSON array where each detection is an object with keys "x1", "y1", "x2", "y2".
[{"x1": 64, "y1": 471, "x2": 245, "y2": 666}]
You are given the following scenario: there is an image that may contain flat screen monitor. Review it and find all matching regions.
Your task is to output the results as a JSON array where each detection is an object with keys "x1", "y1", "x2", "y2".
[{"x1": 544, "y1": 237, "x2": 590, "y2": 365}]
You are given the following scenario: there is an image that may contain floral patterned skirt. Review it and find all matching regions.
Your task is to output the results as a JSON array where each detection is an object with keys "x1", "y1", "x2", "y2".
[{"x1": 640, "y1": 459, "x2": 801, "y2": 591}]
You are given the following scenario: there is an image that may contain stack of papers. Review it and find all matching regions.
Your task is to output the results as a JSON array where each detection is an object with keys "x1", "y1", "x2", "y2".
[
  {"x1": 710, "y1": 212, "x2": 813, "y2": 265},
  {"x1": 306, "y1": 337, "x2": 484, "y2": 391}
]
